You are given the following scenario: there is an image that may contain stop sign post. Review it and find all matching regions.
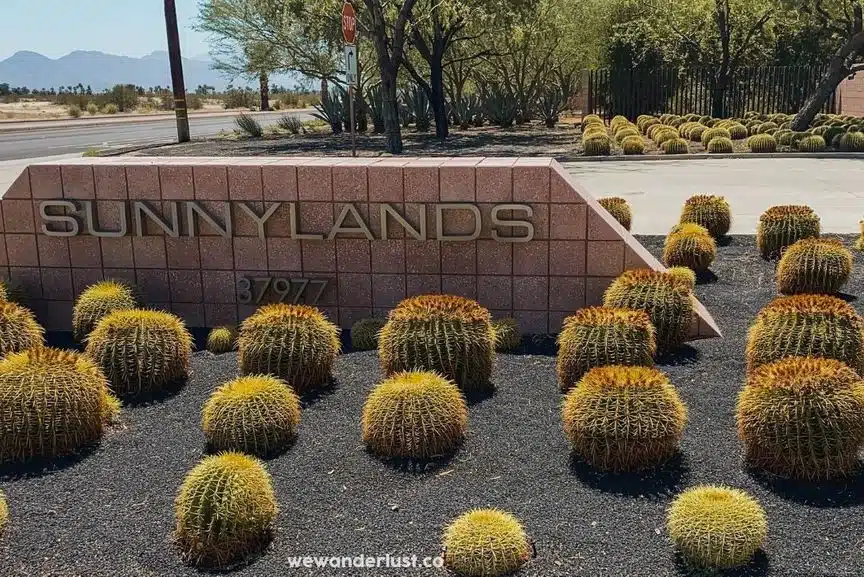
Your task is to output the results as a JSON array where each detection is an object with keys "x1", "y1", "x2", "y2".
[{"x1": 342, "y1": 2, "x2": 357, "y2": 156}]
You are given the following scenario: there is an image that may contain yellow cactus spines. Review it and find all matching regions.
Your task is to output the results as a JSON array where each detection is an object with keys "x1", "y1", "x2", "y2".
[
  {"x1": 776, "y1": 237, "x2": 853, "y2": 295},
  {"x1": 351, "y1": 317, "x2": 386, "y2": 351},
  {"x1": 668, "y1": 486, "x2": 767, "y2": 569},
  {"x1": 203, "y1": 375, "x2": 301, "y2": 457},
  {"x1": 748, "y1": 133, "x2": 778, "y2": 153},
  {"x1": 86, "y1": 309, "x2": 193, "y2": 398},
  {"x1": 492, "y1": 318, "x2": 521, "y2": 352},
  {"x1": 621, "y1": 135, "x2": 646, "y2": 155},
  {"x1": 361, "y1": 371, "x2": 468, "y2": 459},
  {"x1": 666, "y1": 267, "x2": 697, "y2": 290},
  {"x1": 737, "y1": 357, "x2": 864, "y2": 480},
  {"x1": 0, "y1": 302, "x2": 44, "y2": 356},
  {"x1": 72, "y1": 280, "x2": 138, "y2": 342},
  {"x1": 663, "y1": 223, "x2": 717, "y2": 273},
  {"x1": 238, "y1": 304, "x2": 340, "y2": 394},
  {"x1": 175, "y1": 452, "x2": 278, "y2": 568},
  {"x1": 680, "y1": 194, "x2": 732, "y2": 239},
  {"x1": 598, "y1": 197, "x2": 632, "y2": 231},
  {"x1": 562, "y1": 366, "x2": 686, "y2": 471},
  {"x1": 603, "y1": 269, "x2": 693, "y2": 354},
  {"x1": 556, "y1": 307, "x2": 655, "y2": 391},
  {"x1": 206, "y1": 326, "x2": 236, "y2": 354},
  {"x1": 707, "y1": 136, "x2": 734, "y2": 153},
  {"x1": 379, "y1": 295, "x2": 495, "y2": 394},
  {"x1": 0, "y1": 347, "x2": 119, "y2": 462},
  {"x1": 756, "y1": 205, "x2": 820, "y2": 259},
  {"x1": 701, "y1": 127, "x2": 731, "y2": 147},
  {"x1": 0, "y1": 491, "x2": 7, "y2": 535},
  {"x1": 442, "y1": 509, "x2": 532, "y2": 577},
  {"x1": 745, "y1": 295, "x2": 864, "y2": 374},
  {"x1": 856, "y1": 220, "x2": 864, "y2": 251},
  {"x1": 583, "y1": 134, "x2": 611, "y2": 156}
]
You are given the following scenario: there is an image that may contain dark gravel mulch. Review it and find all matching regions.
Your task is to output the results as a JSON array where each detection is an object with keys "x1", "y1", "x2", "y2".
[{"x1": 1, "y1": 236, "x2": 863, "y2": 577}]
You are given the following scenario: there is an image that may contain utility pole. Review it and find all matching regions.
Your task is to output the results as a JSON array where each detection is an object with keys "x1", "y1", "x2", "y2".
[{"x1": 164, "y1": 0, "x2": 190, "y2": 142}]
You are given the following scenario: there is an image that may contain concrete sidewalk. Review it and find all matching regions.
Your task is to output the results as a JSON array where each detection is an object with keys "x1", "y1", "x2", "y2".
[{"x1": 565, "y1": 158, "x2": 864, "y2": 234}]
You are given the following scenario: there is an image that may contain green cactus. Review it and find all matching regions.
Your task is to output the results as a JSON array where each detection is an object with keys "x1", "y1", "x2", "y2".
[
  {"x1": 0, "y1": 347, "x2": 119, "y2": 462},
  {"x1": 677, "y1": 122, "x2": 698, "y2": 139},
  {"x1": 361, "y1": 370, "x2": 468, "y2": 459},
  {"x1": 238, "y1": 304, "x2": 341, "y2": 394},
  {"x1": 598, "y1": 197, "x2": 632, "y2": 231},
  {"x1": 72, "y1": 280, "x2": 138, "y2": 342},
  {"x1": 0, "y1": 302, "x2": 44, "y2": 356},
  {"x1": 756, "y1": 205, "x2": 820, "y2": 259},
  {"x1": 727, "y1": 124, "x2": 748, "y2": 140},
  {"x1": 638, "y1": 117, "x2": 659, "y2": 134},
  {"x1": 737, "y1": 356, "x2": 864, "y2": 480},
  {"x1": 610, "y1": 115, "x2": 629, "y2": 131},
  {"x1": 86, "y1": 309, "x2": 193, "y2": 398},
  {"x1": 492, "y1": 318, "x2": 521, "y2": 352},
  {"x1": 748, "y1": 133, "x2": 777, "y2": 153},
  {"x1": 583, "y1": 134, "x2": 611, "y2": 156},
  {"x1": 797, "y1": 134, "x2": 826, "y2": 152},
  {"x1": 663, "y1": 223, "x2": 716, "y2": 273},
  {"x1": 379, "y1": 295, "x2": 495, "y2": 395},
  {"x1": 776, "y1": 237, "x2": 852, "y2": 295},
  {"x1": 621, "y1": 135, "x2": 646, "y2": 155},
  {"x1": 667, "y1": 486, "x2": 767, "y2": 569},
  {"x1": 679, "y1": 194, "x2": 731, "y2": 239},
  {"x1": 442, "y1": 509, "x2": 532, "y2": 577},
  {"x1": 839, "y1": 131, "x2": 864, "y2": 152},
  {"x1": 789, "y1": 132, "x2": 808, "y2": 149},
  {"x1": 202, "y1": 375, "x2": 301, "y2": 457},
  {"x1": 206, "y1": 326, "x2": 236, "y2": 354},
  {"x1": 688, "y1": 125, "x2": 707, "y2": 142},
  {"x1": 614, "y1": 126, "x2": 640, "y2": 143},
  {"x1": 556, "y1": 308, "x2": 656, "y2": 392},
  {"x1": 701, "y1": 127, "x2": 731, "y2": 147},
  {"x1": 603, "y1": 269, "x2": 693, "y2": 354},
  {"x1": 562, "y1": 365, "x2": 687, "y2": 471},
  {"x1": 0, "y1": 491, "x2": 7, "y2": 535},
  {"x1": 351, "y1": 317, "x2": 386, "y2": 351},
  {"x1": 654, "y1": 129, "x2": 680, "y2": 146},
  {"x1": 662, "y1": 137, "x2": 689, "y2": 154},
  {"x1": 707, "y1": 137, "x2": 734, "y2": 153},
  {"x1": 856, "y1": 220, "x2": 864, "y2": 251},
  {"x1": 648, "y1": 123, "x2": 674, "y2": 140},
  {"x1": 746, "y1": 295, "x2": 864, "y2": 374},
  {"x1": 698, "y1": 115, "x2": 713, "y2": 125},
  {"x1": 581, "y1": 114, "x2": 603, "y2": 129},
  {"x1": 757, "y1": 121, "x2": 778, "y2": 133},
  {"x1": 666, "y1": 266, "x2": 697, "y2": 290},
  {"x1": 175, "y1": 452, "x2": 278, "y2": 568},
  {"x1": 776, "y1": 130, "x2": 795, "y2": 146}
]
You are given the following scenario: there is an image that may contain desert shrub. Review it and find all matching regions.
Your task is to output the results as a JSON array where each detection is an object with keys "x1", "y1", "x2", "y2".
[
  {"x1": 603, "y1": 270, "x2": 693, "y2": 354},
  {"x1": 598, "y1": 197, "x2": 632, "y2": 231},
  {"x1": 187, "y1": 93, "x2": 203, "y2": 110},
  {"x1": 379, "y1": 295, "x2": 495, "y2": 394},
  {"x1": 203, "y1": 375, "x2": 301, "y2": 457},
  {"x1": 361, "y1": 371, "x2": 468, "y2": 459},
  {"x1": 0, "y1": 302, "x2": 44, "y2": 356},
  {"x1": 756, "y1": 205, "x2": 820, "y2": 259},
  {"x1": 748, "y1": 133, "x2": 777, "y2": 153},
  {"x1": 102, "y1": 103, "x2": 118, "y2": 115},
  {"x1": 776, "y1": 238, "x2": 852, "y2": 295},
  {"x1": 679, "y1": 194, "x2": 731, "y2": 239},
  {"x1": 557, "y1": 308, "x2": 655, "y2": 391},
  {"x1": 737, "y1": 356, "x2": 864, "y2": 480},
  {"x1": 442, "y1": 509, "x2": 532, "y2": 577},
  {"x1": 622, "y1": 135, "x2": 646, "y2": 155},
  {"x1": 0, "y1": 347, "x2": 119, "y2": 462},
  {"x1": 562, "y1": 365, "x2": 686, "y2": 471},
  {"x1": 86, "y1": 309, "x2": 193, "y2": 397},
  {"x1": 701, "y1": 127, "x2": 731, "y2": 147},
  {"x1": 175, "y1": 452, "x2": 277, "y2": 568},
  {"x1": 68, "y1": 105, "x2": 82, "y2": 118},
  {"x1": 277, "y1": 114, "x2": 303, "y2": 134},
  {"x1": 350, "y1": 317, "x2": 386, "y2": 351},
  {"x1": 222, "y1": 87, "x2": 259, "y2": 109},
  {"x1": 667, "y1": 486, "x2": 767, "y2": 569},
  {"x1": 745, "y1": 294, "x2": 864, "y2": 373},
  {"x1": 72, "y1": 280, "x2": 138, "y2": 342},
  {"x1": 666, "y1": 267, "x2": 696, "y2": 289},
  {"x1": 206, "y1": 326, "x2": 236, "y2": 354},
  {"x1": 839, "y1": 131, "x2": 864, "y2": 152},
  {"x1": 688, "y1": 125, "x2": 707, "y2": 142},
  {"x1": 235, "y1": 113, "x2": 263, "y2": 137},
  {"x1": 662, "y1": 138, "x2": 689, "y2": 154},
  {"x1": 663, "y1": 223, "x2": 716, "y2": 273},
  {"x1": 583, "y1": 134, "x2": 611, "y2": 156},
  {"x1": 492, "y1": 318, "x2": 521, "y2": 352},
  {"x1": 86, "y1": 102, "x2": 99, "y2": 116},
  {"x1": 238, "y1": 304, "x2": 340, "y2": 394},
  {"x1": 707, "y1": 137, "x2": 734, "y2": 153}
]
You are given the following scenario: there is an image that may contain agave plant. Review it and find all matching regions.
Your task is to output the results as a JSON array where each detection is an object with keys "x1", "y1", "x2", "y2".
[
  {"x1": 405, "y1": 85, "x2": 431, "y2": 132},
  {"x1": 366, "y1": 84, "x2": 385, "y2": 134},
  {"x1": 312, "y1": 87, "x2": 345, "y2": 134},
  {"x1": 450, "y1": 94, "x2": 482, "y2": 130},
  {"x1": 480, "y1": 82, "x2": 518, "y2": 128},
  {"x1": 536, "y1": 86, "x2": 567, "y2": 128}
]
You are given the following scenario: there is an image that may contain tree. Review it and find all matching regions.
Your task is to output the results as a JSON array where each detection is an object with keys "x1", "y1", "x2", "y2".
[{"x1": 790, "y1": 0, "x2": 864, "y2": 130}]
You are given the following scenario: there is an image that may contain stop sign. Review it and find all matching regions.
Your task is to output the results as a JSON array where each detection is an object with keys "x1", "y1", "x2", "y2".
[{"x1": 342, "y1": 3, "x2": 356, "y2": 44}]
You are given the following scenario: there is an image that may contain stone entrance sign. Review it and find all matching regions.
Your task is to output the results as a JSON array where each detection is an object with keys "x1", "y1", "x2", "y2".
[{"x1": 0, "y1": 156, "x2": 720, "y2": 339}]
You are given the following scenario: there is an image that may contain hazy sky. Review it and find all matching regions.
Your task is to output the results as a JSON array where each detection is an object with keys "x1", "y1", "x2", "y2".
[{"x1": 0, "y1": 0, "x2": 211, "y2": 61}]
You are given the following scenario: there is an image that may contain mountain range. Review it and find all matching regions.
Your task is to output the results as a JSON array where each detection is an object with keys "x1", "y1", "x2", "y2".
[{"x1": 0, "y1": 50, "x2": 249, "y2": 92}]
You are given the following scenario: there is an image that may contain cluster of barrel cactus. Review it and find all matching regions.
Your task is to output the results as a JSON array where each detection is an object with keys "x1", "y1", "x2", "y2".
[
  {"x1": 663, "y1": 223, "x2": 717, "y2": 273},
  {"x1": 756, "y1": 205, "x2": 821, "y2": 259},
  {"x1": 442, "y1": 509, "x2": 533, "y2": 577},
  {"x1": 598, "y1": 197, "x2": 633, "y2": 231},
  {"x1": 350, "y1": 317, "x2": 386, "y2": 351},
  {"x1": 206, "y1": 326, "x2": 237, "y2": 354},
  {"x1": 72, "y1": 280, "x2": 138, "y2": 342},
  {"x1": 776, "y1": 238, "x2": 852, "y2": 295},
  {"x1": 679, "y1": 194, "x2": 731, "y2": 239}
]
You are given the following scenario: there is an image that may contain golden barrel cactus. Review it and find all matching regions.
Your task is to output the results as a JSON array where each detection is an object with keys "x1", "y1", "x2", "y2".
[
  {"x1": 756, "y1": 205, "x2": 820, "y2": 259},
  {"x1": 206, "y1": 326, "x2": 236, "y2": 354},
  {"x1": 175, "y1": 452, "x2": 278, "y2": 568},
  {"x1": 598, "y1": 197, "x2": 632, "y2": 231},
  {"x1": 856, "y1": 220, "x2": 864, "y2": 251},
  {"x1": 379, "y1": 295, "x2": 495, "y2": 394},
  {"x1": 442, "y1": 509, "x2": 532, "y2": 577},
  {"x1": 556, "y1": 307, "x2": 656, "y2": 392},
  {"x1": 665, "y1": 267, "x2": 697, "y2": 290},
  {"x1": 72, "y1": 280, "x2": 138, "y2": 342},
  {"x1": 492, "y1": 318, "x2": 521, "y2": 352},
  {"x1": 667, "y1": 486, "x2": 767, "y2": 569},
  {"x1": 679, "y1": 194, "x2": 731, "y2": 239},
  {"x1": 663, "y1": 223, "x2": 717, "y2": 273},
  {"x1": 86, "y1": 309, "x2": 193, "y2": 397},
  {"x1": 776, "y1": 237, "x2": 853, "y2": 295},
  {"x1": 351, "y1": 317, "x2": 386, "y2": 351},
  {"x1": 202, "y1": 375, "x2": 301, "y2": 457},
  {"x1": 737, "y1": 357, "x2": 864, "y2": 480},
  {"x1": 0, "y1": 491, "x2": 7, "y2": 535},
  {"x1": 562, "y1": 365, "x2": 687, "y2": 471},
  {"x1": 0, "y1": 302, "x2": 44, "y2": 357},
  {"x1": 0, "y1": 347, "x2": 119, "y2": 462},
  {"x1": 745, "y1": 295, "x2": 864, "y2": 374},
  {"x1": 361, "y1": 371, "x2": 468, "y2": 459},
  {"x1": 238, "y1": 304, "x2": 341, "y2": 394}
]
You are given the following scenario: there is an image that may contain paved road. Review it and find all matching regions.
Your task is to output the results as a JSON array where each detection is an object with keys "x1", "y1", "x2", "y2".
[
  {"x1": 0, "y1": 110, "x2": 314, "y2": 161},
  {"x1": 565, "y1": 158, "x2": 864, "y2": 234}
]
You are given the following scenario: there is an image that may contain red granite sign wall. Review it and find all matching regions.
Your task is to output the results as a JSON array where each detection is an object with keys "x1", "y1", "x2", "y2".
[{"x1": 0, "y1": 157, "x2": 720, "y2": 339}]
